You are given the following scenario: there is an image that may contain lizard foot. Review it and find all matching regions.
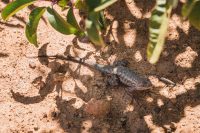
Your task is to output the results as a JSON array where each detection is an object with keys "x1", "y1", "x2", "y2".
[{"x1": 106, "y1": 75, "x2": 120, "y2": 86}]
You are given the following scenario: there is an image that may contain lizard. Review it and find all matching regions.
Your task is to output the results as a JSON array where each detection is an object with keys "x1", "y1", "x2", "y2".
[{"x1": 27, "y1": 54, "x2": 175, "y2": 91}]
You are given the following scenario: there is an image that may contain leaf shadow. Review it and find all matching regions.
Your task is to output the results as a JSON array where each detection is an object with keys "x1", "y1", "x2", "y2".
[{"x1": 10, "y1": 0, "x2": 200, "y2": 132}]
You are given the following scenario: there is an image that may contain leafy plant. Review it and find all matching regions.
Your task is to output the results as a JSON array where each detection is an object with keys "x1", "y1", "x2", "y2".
[
  {"x1": 147, "y1": 0, "x2": 174, "y2": 64},
  {"x1": 1, "y1": 0, "x2": 200, "y2": 64},
  {"x1": 1, "y1": 0, "x2": 116, "y2": 47},
  {"x1": 147, "y1": 0, "x2": 200, "y2": 64}
]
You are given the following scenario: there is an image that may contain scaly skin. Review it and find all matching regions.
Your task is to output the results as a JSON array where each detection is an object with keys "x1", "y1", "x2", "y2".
[
  {"x1": 112, "y1": 65, "x2": 152, "y2": 90},
  {"x1": 27, "y1": 54, "x2": 153, "y2": 90},
  {"x1": 94, "y1": 64, "x2": 152, "y2": 90}
]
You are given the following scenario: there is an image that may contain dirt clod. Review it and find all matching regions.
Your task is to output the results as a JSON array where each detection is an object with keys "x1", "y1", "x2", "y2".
[{"x1": 84, "y1": 98, "x2": 111, "y2": 117}]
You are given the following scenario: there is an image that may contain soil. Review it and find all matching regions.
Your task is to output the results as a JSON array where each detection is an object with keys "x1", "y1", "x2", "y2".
[{"x1": 1, "y1": 0, "x2": 200, "y2": 133}]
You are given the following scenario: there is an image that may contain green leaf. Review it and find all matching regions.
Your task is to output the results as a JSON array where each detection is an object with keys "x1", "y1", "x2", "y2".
[
  {"x1": 66, "y1": 8, "x2": 80, "y2": 30},
  {"x1": 75, "y1": 0, "x2": 87, "y2": 10},
  {"x1": 94, "y1": 0, "x2": 117, "y2": 12},
  {"x1": 46, "y1": 7, "x2": 78, "y2": 35},
  {"x1": 58, "y1": 0, "x2": 68, "y2": 9},
  {"x1": 25, "y1": 7, "x2": 46, "y2": 47},
  {"x1": 88, "y1": 11, "x2": 100, "y2": 22},
  {"x1": 98, "y1": 11, "x2": 107, "y2": 29},
  {"x1": 182, "y1": 0, "x2": 200, "y2": 18},
  {"x1": 168, "y1": 0, "x2": 178, "y2": 9},
  {"x1": 85, "y1": 0, "x2": 101, "y2": 11},
  {"x1": 188, "y1": 1, "x2": 200, "y2": 30},
  {"x1": 147, "y1": 0, "x2": 172, "y2": 64},
  {"x1": 66, "y1": 8, "x2": 84, "y2": 36},
  {"x1": 85, "y1": 0, "x2": 116, "y2": 12},
  {"x1": 1, "y1": 0, "x2": 36, "y2": 20},
  {"x1": 86, "y1": 19, "x2": 105, "y2": 46}
]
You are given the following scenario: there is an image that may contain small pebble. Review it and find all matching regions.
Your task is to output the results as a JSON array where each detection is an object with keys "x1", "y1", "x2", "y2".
[
  {"x1": 34, "y1": 126, "x2": 39, "y2": 131},
  {"x1": 29, "y1": 62, "x2": 36, "y2": 69},
  {"x1": 43, "y1": 113, "x2": 47, "y2": 118}
]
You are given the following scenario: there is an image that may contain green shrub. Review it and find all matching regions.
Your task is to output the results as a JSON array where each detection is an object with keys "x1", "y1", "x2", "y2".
[{"x1": 1, "y1": 0, "x2": 200, "y2": 64}]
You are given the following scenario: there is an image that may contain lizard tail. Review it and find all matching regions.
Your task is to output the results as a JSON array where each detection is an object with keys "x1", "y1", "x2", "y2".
[
  {"x1": 147, "y1": 74, "x2": 176, "y2": 87},
  {"x1": 159, "y1": 77, "x2": 176, "y2": 86},
  {"x1": 26, "y1": 54, "x2": 96, "y2": 69}
]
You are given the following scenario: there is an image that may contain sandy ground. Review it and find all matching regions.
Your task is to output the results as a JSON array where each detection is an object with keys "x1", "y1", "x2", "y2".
[{"x1": 1, "y1": 0, "x2": 200, "y2": 132}]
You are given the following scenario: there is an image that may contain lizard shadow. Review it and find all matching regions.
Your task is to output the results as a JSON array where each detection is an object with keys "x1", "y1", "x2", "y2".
[
  {"x1": 11, "y1": 43, "x2": 64, "y2": 104},
  {"x1": 10, "y1": 43, "x2": 109, "y2": 132},
  {"x1": 104, "y1": 0, "x2": 200, "y2": 131},
  {"x1": 10, "y1": 41, "x2": 200, "y2": 132},
  {"x1": 10, "y1": 0, "x2": 200, "y2": 132}
]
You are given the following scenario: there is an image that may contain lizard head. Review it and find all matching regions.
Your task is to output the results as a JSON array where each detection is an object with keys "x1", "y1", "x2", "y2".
[{"x1": 137, "y1": 78, "x2": 152, "y2": 90}]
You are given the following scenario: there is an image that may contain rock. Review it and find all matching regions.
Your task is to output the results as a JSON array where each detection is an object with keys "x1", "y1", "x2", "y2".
[
  {"x1": 29, "y1": 62, "x2": 36, "y2": 69},
  {"x1": 34, "y1": 126, "x2": 39, "y2": 131},
  {"x1": 84, "y1": 98, "x2": 111, "y2": 117}
]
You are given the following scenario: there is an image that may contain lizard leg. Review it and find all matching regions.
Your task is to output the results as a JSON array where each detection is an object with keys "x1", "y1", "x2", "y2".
[
  {"x1": 123, "y1": 87, "x2": 139, "y2": 105},
  {"x1": 124, "y1": 87, "x2": 135, "y2": 96},
  {"x1": 106, "y1": 75, "x2": 120, "y2": 86},
  {"x1": 123, "y1": 87, "x2": 146, "y2": 106}
]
